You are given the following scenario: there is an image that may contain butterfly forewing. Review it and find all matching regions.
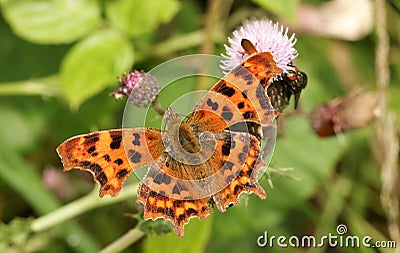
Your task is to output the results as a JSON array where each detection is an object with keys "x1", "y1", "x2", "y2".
[{"x1": 57, "y1": 128, "x2": 163, "y2": 197}]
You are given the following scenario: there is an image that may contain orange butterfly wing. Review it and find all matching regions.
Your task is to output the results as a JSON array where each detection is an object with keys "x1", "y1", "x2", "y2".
[
  {"x1": 56, "y1": 128, "x2": 164, "y2": 197},
  {"x1": 187, "y1": 51, "x2": 281, "y2": 132},
  {"x1": 136, "y1": 130, "x2": 266, "y2": 236}
]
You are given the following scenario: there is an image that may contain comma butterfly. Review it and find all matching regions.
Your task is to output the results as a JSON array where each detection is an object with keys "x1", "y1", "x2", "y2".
[{"x1": 57, "y1": 39, "x2": 300, "y2": 236}]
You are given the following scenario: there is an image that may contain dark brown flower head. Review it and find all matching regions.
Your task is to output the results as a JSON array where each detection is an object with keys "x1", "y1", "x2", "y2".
[{"x1": 311, "y1": 90, "x2": 380, "y2": 137}]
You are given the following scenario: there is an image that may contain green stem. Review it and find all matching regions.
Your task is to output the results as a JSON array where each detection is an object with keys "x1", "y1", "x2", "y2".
[
  {"x1": 31, "y1": 183, "x2": 139, "y2": 233},
  {"x1": 152, "y1": 100, "x2": 165, "y2": 116},
  {"x1": 0, "y1": 75, "x2": 61, "y2": 97},
  {"x1": 135, "y1": 29, "x2": 225, "y2": 63},
  {"x1": 100, "y1": 227, "x2": 145, "y2": 253}
]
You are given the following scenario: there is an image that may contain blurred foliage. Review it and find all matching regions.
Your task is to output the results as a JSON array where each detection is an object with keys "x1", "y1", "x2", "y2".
[{"x1": 0, "y1": 0, "x2": 399, "y2": 253}]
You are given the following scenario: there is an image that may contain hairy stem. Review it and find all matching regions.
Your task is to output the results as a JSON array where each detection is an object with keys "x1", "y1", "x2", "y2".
[{"x1": 375, "y1": 0, "x2": 400, "y2": 248}]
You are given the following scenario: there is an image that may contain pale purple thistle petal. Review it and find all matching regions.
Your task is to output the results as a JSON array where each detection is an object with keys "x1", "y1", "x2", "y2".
[{"x1": 220, "y1": 19, "x2": 298, "y2": 74}]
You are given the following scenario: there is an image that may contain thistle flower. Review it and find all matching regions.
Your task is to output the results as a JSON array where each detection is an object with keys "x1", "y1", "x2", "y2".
[
  {"x1": 220, "y1": 19, "x2": 298, "y2": 74},
  {"x1": 110, "y1": 70, "x2": 160, "y2": 108}
]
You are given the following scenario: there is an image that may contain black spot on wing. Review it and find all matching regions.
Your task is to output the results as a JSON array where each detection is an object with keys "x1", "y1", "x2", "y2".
[
  {"x1": 87, "y1": 146, "x2": 96, "y2": 154},
  {"x1": 222, "y1": 138, "x2": 236, "y2": 157},
  {"x1": 206, "y1": 98, "x2": 219, "y2": 111},
  {"x1": 186, "y1": 208, "x2": 197, "y2": 216},
  {"x1": 158, "y1": 190, "x2": 167, "y2": 197},
  {"x1": 96, "y1": 172, "x2": 108, "y2": 185},
  {"x1": 243, "y1": 111, "x2": 254, "y2": 119},
  {"x1": 238, "y1": 152, "x2": 247, "y2": 164},
  {"x1": 116, "y1": 169, "x2": 128, "y2": 179},
  {"x1": 114, "y1": 158, "x2": 123, "y2": 165},
  {"x1": 128, "y1": 149, "x2": 142, "y2": 163},
  {"x1": 173, "y1": 183, "x2": 188, "y2": 194},
  {"x1": 110, "y1": 132, "x2": 122, "y2": 149},
  {"x1": 256, "y1": 85, "x2": 271, "y2": 110},
  {"x1": 244, "y1": 74, "x2": 254, "y2": 85},
  {"x1": 132, "y1": 133, "x2": 141, "y2": 146},
  {"x1": 153, "y1": 173, "x2": 172, "y2": 185},
  {"x1": 221, "y1": 106, "x2": 233, "y2": 121},
  {"x1": 103, "y1": 154, "x2": 111, "y2": 162},
  {"x1": 233, "y1": 65, "x2": 248, "y2": 77},
  {"x1": 216, "y1": 82, "x2": 235, "y2": 97},
  {"x1": 80, "y1": 160, "x2": 91, "y2": 167},
  {"x1": 234, "y1": 184, "x2": 244, "y2": 195},
  {"x1": 242, "y1": 144, "x2": 249, "y2": 154},
  {"x1": 178, "y1": 214, "x2": 186, "y2": 223},
  {"x1": 223, "y1": 161, "x2": 234, "y2": 171},
  {"x1": 83, "y1": 133, "x2": 99, "y2": 146},
  {"x1": 225, "y1": 175, "x2": 235, "y2": 184},
  {"x1": 165, "y1": 208, "x2": 175, "y2": 217},
  {"x1": 174, "y1": 200, "x2": 183, "y2": 207},
  {"x1": 89, "y1": 163, "x2": 102, "y2": 175}
]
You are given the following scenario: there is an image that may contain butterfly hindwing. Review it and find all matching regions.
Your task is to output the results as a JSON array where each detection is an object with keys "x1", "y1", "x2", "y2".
[{"x1": 137, "y1": 183, "x2": 212, "y2": 237}]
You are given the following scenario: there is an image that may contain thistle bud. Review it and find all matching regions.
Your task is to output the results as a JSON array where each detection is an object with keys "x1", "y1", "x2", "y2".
[{"x1": 110, "y1": 70, "x2": 160, "y2": 107}]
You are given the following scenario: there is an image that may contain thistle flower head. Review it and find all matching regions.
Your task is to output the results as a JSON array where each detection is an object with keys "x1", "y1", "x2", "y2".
[
  {"x1": 220, "y1": 19, "x2": 298, "y2": 74},
  {"x1": 110, "y1": 70, "x2": 160, "y2": 107}
]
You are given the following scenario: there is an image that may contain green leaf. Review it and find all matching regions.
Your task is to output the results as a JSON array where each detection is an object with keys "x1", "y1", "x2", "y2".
[
  {"x1": 0, "y1": 136, "x2": 101, "y2": 252},
  {"x1": 252, "y1": 0, "x2": 300, "y2": 22},
  {"x1": 60, "y1": 30, "x2": 134, "y2": 109},
  {"x1": 141, "y1": 216, "x2": 212, "y2": 253},
  {"x1": 0, "y1": 0, "x2": 101, "y2": 44},
  {"x1": 106, "y1": 0, "x2": 180, "y2": 38},
  {"x1": 268, "y1": 116, "x2": 344, "y2": 204}
]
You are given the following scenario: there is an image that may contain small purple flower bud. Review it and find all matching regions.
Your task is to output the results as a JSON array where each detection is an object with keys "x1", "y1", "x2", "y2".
[{"x1": 110, "y1": 70, "x2": 160, "y2": 107}]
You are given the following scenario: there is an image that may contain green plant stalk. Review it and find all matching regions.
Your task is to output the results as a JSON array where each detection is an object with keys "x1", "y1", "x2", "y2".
[
  {"x1": 0, "y1": 144, "x2": 101, "y2": 252},
  {"x1": 0, "y1": 75, "x2": 61, "y2": 97},
  {"x1": 31, "y1": 183, "x2": 139, "y2": 233},
  {"x1": 100, "y1": 227, "x2": 145, "y2": 253},
  {"x1": 135, "y1": 29, "x2": 225, "y2": 63}
]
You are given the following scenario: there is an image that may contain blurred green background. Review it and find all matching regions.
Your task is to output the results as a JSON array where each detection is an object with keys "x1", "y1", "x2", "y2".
[{"x1": 0, "y1": 0, "x2": 399, "y2": 252}]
